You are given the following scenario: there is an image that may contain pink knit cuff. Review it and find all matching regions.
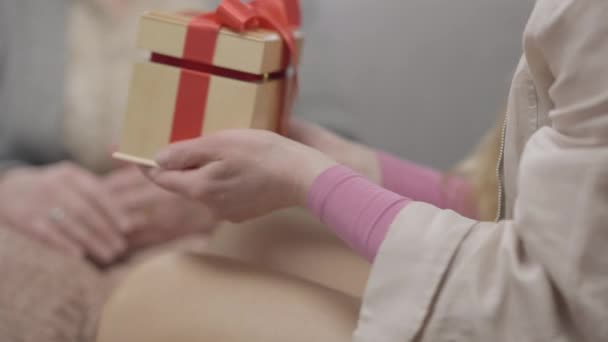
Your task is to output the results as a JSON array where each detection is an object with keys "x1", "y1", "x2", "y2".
[
  {"x1": 308, "y1": 165, "x2": 411, "y2": 262},
  {"x1": 378, "y1": 152, "x2": 475, "y2": 217}
]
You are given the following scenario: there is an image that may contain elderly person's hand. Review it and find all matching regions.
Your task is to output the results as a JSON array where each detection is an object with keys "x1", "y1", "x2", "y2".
[
  {"x1": 104, "y1": 167, "x2": 217, "y2": 250},
  {"x1": 0, "y1": 162, "x2": 130, "y2": 264},
  {"x1": 287, "y1": 119, "x2": 381, "y2": 183},
  {"x1": 146, "y1": 129, "x2": 336, "y2": 223}
]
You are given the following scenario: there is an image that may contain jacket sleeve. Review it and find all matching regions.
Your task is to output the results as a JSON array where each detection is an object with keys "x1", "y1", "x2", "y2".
[{"x1": 354, "y1": 1, "x2": 608, "y2": 341}]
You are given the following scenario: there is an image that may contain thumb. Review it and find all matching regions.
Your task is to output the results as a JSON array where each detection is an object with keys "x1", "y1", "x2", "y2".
[
  {"x1": 155, "y1": 139, "x2": 214, "y2": 170},
  {"x1": 145, "y1": 168, "x2": 201, "y2": 199}
]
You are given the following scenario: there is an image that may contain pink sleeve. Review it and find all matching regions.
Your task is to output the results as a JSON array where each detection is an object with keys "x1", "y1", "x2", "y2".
[
  {"x1": 308, "y1": 165, "x2": 411, "y2": 262},
  {"x1": 307, "y1": 154, "x2": 476, "y2": 262},
  {"x1": 378, "y1": 152, "x2": 475, "y2": 218}
]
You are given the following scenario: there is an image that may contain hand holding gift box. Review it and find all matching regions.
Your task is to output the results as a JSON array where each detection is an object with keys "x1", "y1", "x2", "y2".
[{"x1": 113, "y1": 0, "x2": 302, "y2": 167}]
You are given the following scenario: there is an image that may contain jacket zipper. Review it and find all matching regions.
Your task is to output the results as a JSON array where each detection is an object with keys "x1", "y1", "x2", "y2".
[{"x1": 495, "y1": 114, "x2": 508, "y2": 222}]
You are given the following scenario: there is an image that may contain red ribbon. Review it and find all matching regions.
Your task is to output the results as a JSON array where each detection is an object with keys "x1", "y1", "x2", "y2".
[{"x1": 169, "y1": 0, "x2": 301, "y2": 142}]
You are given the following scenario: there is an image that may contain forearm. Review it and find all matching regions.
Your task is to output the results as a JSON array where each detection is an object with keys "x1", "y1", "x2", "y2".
[
  {"x1": 305, "y1": 152, "x2": 475, "y2": 262},
  {"x1": 377, "y1": 152, "x2": 475, "y2": 218},
  {"x1": 337, "y1": 139, "x2": 474, "y2": 217}
]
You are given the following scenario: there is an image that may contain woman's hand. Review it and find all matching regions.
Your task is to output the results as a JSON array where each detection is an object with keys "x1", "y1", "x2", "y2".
[
  {"x1": 146, "y1": 129, "x2": 336, "y2": 223},
  {"x1": 0, "y1": 162, "x2": 130, "y2": 263},
  {"x1": 287, "y1": 119, "x2": 381, "y2": 183},
  {"x1": 104, "y1": 167, "x2": 217, "y2": 250}
]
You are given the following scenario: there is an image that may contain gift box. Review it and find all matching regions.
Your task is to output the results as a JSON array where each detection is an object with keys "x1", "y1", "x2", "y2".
[{"x1": 113, "y1": 0, "x2": 302, "y2": 167}]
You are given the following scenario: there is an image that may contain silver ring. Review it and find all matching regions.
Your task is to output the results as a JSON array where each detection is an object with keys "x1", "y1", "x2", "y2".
[{"x1": 49, "y1": 207, "x2": 67, "y2": 222}]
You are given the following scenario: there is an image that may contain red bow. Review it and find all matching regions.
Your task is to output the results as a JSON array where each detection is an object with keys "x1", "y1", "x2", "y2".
[
  {"x1": 172, "y1": 0, "x2": 301, "y2": 142},
  {"x1": 197, "y1": 0, "x2": 300, "y2": 70},
  {"x1": 205, "y1": 0, "x2": 301, "y2": 134}
]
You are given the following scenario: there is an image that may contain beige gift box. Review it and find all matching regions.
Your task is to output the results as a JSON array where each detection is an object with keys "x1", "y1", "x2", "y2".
[{"x1": 114, "y1": 11, "x2": 301, "y2": 166}]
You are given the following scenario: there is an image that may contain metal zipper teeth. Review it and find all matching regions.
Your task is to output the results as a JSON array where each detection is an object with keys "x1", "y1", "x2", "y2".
[{"x1": 495, "y1": 114, "x2": 508, "y2": 222}]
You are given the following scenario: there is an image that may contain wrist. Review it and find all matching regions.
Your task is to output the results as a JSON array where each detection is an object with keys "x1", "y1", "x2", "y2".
[{"x1": 291, "y1": 148, "x2": 337, "y2": 208}]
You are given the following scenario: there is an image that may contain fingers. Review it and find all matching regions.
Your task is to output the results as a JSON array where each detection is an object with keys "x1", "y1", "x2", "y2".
[
  {"x1": 112, "y1": 185, "x2": 160, "y2": 231},
  {"x1": 155, "y1": 138, "x2": 216, "y2": 170},
  {"x1": 69, "y1": 168, "x2": 132, "y2": 233},
  {"x1": 48, "y1": 164, "x2": 129, "y2": 262},
  {"x1": 125, "y1": 228, "x2": 167, "y2": 250},
  {"x1": 147, "y1": 162, "x2": 237, "y2": 223},
  {"x1": 104, "y1": 167, "x2": 150, "y2": 194},
  {"x1": 59, "y1": 189, "x2": 127, "y2": 260},
  {"x1": 146, "y1": 168, "x2": 205, "y2": 200},
  {"x1": 0, "y1": 162, "x2": 131, "y2": 263},
  {"x1": 116, "y1": 184, "x2": 164, "y2": 211},
  {"x1": 30, "y1": 220, "x2": 84, "y2": 258},
  {"x1": 48, "y1": 207, "x2": 118, "y2": 263},
  {"x1": 123, "y1": 212, "x2": 150, "y2": 232},
  {"x1": 105, "y1": 167, "x2": 172, "y2": 232}
]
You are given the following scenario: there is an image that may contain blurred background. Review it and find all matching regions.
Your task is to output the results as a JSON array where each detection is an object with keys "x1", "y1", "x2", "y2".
[{"x1": 294, "y1": 0, "x2": 533, "y2": 169}]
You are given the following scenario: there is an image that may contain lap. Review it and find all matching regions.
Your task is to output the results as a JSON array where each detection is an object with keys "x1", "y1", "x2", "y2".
[
  {"x1": 98, "y1": 252, "x2": 360, "y2": 342},
  {"x1": 208, "y1": 208, "x2": 370, "y2": 297}
]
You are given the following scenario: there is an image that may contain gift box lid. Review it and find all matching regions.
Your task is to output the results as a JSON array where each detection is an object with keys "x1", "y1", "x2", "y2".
[{"x1": 137, "y1": 11, "x2": 302, "y2": 76}]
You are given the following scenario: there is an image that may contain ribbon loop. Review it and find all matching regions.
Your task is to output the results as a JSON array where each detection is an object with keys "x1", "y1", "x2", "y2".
[
  {"x1": 190, "y1": 0, "x2": 300, "y2": 70},
  {"x1": 212, "y1": 0, "x2": 300, "y2": 134},
  {"x1": 216, "y1": 0, "x2": 258, "y2": 32},
  {"x1": 180, "y1": 0, "x2": 300, "y2": 137}
]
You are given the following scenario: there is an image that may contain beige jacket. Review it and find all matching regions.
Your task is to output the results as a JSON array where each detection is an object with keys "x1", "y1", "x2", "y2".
[{"x1": 355, "y1": 1, "x2": 608, "y2": 341}]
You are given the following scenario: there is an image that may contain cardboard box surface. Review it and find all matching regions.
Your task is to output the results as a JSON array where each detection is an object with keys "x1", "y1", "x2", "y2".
[
  {"x1": 138, "y1": 11, "x2": 301, "y2": 75},
  {"x1": 116, "y1": 62, "x2": 283, "y2": 164},
  {"x1": 114, "y1": 10, "x2": 299, "y2": 166}
]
